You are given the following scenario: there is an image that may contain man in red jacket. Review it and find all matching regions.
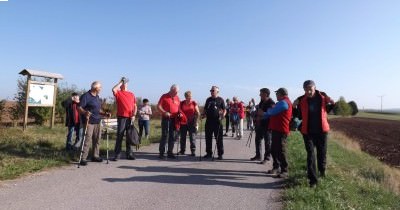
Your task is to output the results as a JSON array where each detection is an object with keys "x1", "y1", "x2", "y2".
[
  {"x1": 259, "y1": 88, "x2": 292, "y2": 178},
  {"x1": 294, "y1": 80, "x2": 335, "y2": 187}
]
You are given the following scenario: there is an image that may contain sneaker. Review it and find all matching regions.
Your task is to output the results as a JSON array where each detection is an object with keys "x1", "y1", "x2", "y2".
[
  {"x1": 79, "y1": 160, "x2": 88, "y2": 166},
  {"x1": 178, "y1": 150, "x2": 185, "y2": 155},
  {"x1": 167, "y1": 153, "x2": 176, "y2": 159},
  {"x1": 223, "y1": 133, "x2": 228, "y2": 137},
  {"x1": 276, "y1": 172, "x2": 289, "y2": 178},
  {"x1": 158, "y1": 154, "x2": 166, "y2": 159},
  {"x1": 267, "y1": 168, "x2": 279, "y2": 175},
  {"x1": 127, "y1": 154, "x2": 136, "y2": 160},
  {"x1": 310, "y1": 182, "x2": 317, "y2": 188},
  {"x1": 91, "y1": 157, "x2": 103, "y2": 162},
  {"x1": 259, "y1": 159, "x2": 267, "y2": 164},
  {"x1": 203, "y1": 154, "x2": 212, "y2": 159},
  {"x1": 190, "y1": 151, "x2": 196, "y2": 156},
  {"x1": 110, "y1": 157, "x2": 119, "y2": 161},
  {"x1": 250, "y1": 156, "x2": 261, "y2": 161},
  {"x1": 217, "y1": 155, "x2": 223, "y2": 160}
]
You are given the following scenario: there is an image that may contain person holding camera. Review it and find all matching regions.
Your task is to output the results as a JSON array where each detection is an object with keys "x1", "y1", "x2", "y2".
[
  {"x1": 78, "y1": 81, "x2": 111, "y2": 166},
  {"x1": 111, "y1": 77, "x2": 137, "y2": 161}
]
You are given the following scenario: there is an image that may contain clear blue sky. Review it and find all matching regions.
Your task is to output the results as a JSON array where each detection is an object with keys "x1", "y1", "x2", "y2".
[{"x1": 1, "y1": 0, "x2": 399, "y2": 109}]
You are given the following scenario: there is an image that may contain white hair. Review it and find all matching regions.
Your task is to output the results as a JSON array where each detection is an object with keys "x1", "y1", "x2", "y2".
[
  {"x1": 91, "y1": 81, "x2": 101, "y2": 89},
  {"x1": 170, "y1": 84, "x2": 179, "y2": 91}
]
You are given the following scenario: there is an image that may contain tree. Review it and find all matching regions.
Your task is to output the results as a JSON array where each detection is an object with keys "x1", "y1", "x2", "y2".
[
  {"x1": 0, "y1": 99, "x2": 6, "y2": 122},
  {"x1": 333, "y1": 96, "x2": 353, "y2": 116},
  {"x1": 348, "y1": 101, "x2": 359, "y2": 116}
]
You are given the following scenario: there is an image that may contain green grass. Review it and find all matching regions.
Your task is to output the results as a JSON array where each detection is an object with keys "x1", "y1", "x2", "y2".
[
  {"x1": 355, "y1": 111, "x2": 400, "y2": 121},
  {"x1": 284, "y1": 131, "x2": 400, "y2": 210},
  {"x1": 0, "y1": 120, "x2": 165, "y2": 181}
]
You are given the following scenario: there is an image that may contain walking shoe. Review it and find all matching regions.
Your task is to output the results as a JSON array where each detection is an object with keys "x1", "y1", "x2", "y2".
[
  {"x1": 203, "y1": 154, "x2": 212, "y2": 159},
  {"x1": 190, "y1": 151, "x2": 196, "y2": 156},
  {"x1": 275, "y1": 172, "x2": 289, "y2": 178},
  {"x1": 267, "y1": 168, "x2": 279, "y2": 175},
  {"x1": 231, "y1": 134, "x2": 234, "y2": 137},
  {"x1": 110, "y1": 156, "x2": 119, "y2": 161},
  {"x1": 223, "y1": 133, "x2": 228, "y2": 137},
  {"x1": 158, "y1": 154, "x2": 166, "y2": 159},
  {"x1": 259, "y1": 159, "x2": 267, "y2": 164},
  {"x1": 79, "y1": 160, "x2": 88, "y2": 166},
  {"x1": 127, "y1": 154, "x2": 136, "y2": 160},
  {"x1": 250, "y1": 156, "x2": 261, "y2": 161},
  {"x1": 310, "y1": 182, "x2": 317, "y2": 188},
  {"x1": 217, "y1": 155, "x2": 223, "y2": 160},
  {"x1": 178, "y1": 150, "x2": 185, "y2": 155},
  {"x1": 91, "y1": 157, "x2": 103, "y2": 162},
  {"x1": 320, "y1": 171, "x2": 326, "y2": 178},
  {"x1": 167, "y1": 153, "x2": 176, "y2": 159}
]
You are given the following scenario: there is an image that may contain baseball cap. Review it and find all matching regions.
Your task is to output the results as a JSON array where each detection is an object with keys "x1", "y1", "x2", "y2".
[{"x1": 275, "y1": 88, "x2": 288, "y2": 96}]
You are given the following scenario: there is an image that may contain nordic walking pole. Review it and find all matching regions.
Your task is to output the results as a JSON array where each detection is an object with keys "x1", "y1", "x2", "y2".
[
  {"x1": 78, "y1": 116, "x2": 89, "y2": 168},
  {"x1": 212, "y1": 120, "x2": 222, "y2": 161},
  {"x1": 199, "y1": 118, "x2": 202, "y2": 161},
  {"x1": 106, "y1": 117, "x2": 109, "y2": 164}
]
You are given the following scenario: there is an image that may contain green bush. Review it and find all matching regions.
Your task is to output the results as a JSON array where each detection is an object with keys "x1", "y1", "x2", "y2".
[
  {"x1": 348, "y1": 101, "x2": 359, "y2": 116},
  {"x1": 333, "y1": 97, "x2": 353, "y2": 116}
]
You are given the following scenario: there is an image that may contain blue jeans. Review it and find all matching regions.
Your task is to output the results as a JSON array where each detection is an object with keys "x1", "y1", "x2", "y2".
[
  {"x1": 159, "y1": 118, "x2": 176, "y2": 155},
  {"x1": 66, "y1": 124, "x2": 82, "y2": 150},
  {"x1": 139, "y1": 119, "x2": 150, "y2": 137}
]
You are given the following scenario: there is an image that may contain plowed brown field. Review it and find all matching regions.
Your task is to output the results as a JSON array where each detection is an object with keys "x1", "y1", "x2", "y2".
[{"x1": 329, "y1": 117, "x2": 400, "y2": 167}]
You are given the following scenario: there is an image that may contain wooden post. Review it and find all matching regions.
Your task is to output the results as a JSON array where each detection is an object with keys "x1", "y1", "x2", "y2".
[
  {"x1": 23, "y1": 76, "x2": 31, "y2": 131},
  {"x1": 51, "y1": 78, "x2": 58, "y2": 129}
]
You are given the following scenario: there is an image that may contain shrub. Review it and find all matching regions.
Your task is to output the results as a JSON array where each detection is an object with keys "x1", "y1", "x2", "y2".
[
  {"x1": 333, "y1": 96, "x2": 353, "y2": 116},
  {"x1": 348, "y1": 101, "x2": 359, "y2": 116}
]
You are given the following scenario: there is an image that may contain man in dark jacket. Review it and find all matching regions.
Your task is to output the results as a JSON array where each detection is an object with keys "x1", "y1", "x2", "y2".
[
  {"x1": 62, "y1": 92, "x2": 81, "y2": 151},
  {"x1": 294, "y1": 80, "x2": 335, "y2": 187},
  {"x1": 251, "y1": 88, "x2": 275, "y2": 163},
  {"x1": 202, "y1": 86, "x2": 226, "y2": 160}
]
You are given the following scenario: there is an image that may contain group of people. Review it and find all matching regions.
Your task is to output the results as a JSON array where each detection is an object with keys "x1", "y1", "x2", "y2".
[{"x1": 63, "y1": 78, "x2": 334, "y2": 188}]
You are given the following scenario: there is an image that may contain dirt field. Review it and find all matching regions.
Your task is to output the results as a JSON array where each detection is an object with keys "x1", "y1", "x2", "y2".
[{"x1": 329, "y1": 117, "x2": 400, "y2": 167}]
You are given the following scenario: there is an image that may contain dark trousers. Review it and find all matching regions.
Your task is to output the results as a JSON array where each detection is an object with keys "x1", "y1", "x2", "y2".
[
  {"x1": 225, "y1": 116, "x2": 230, "y2": 133},
  {"x1": 159, "y1": 118, "x2": 176, "y2": 155},
  {"x1": 115, "y1": 117, "x2": 133, "y2": 156},
  {"x1": 205, "y1": 120, "x2": 224, "y2": 156},
  {"x1": 138, "y1": 119, "x2": 150, "y2": 137},
  {"x1": 303, "y1": 133, "x2": 328, "y2": 184},
  {"x1": 180, "y1": 124, "x2": 196, "y2": 152},
  {"x1": 271, "y1": 131, "x2": 288, "y2": 173},
  {"x1": 254, "y1": 127, "x2": 271, "y2": 159}
]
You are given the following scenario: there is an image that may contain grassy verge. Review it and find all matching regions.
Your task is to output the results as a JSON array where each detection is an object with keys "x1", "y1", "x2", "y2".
[
  {"x1": 0, "y1": 120, "x2": 164, "y2": 181},
  {"x1": 284, "y1": 131, "x2": 400, "y2": 209},
  {"x1": 355, "y1": 111, "x2": 400, "y2": 121}
]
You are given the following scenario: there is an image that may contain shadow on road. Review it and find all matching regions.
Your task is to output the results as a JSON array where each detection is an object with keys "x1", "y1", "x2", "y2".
[{"x1": 102, "y1": 165, "x2": 284, "y2": 190}]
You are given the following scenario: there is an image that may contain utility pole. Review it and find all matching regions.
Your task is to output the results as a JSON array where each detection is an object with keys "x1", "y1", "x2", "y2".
[{"x1": 378, "y1": 95, "x2": 384, "y2": 112}]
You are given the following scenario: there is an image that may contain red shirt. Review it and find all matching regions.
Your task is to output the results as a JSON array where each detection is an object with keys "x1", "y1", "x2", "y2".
[
  {"x1": 114, "y1": 90, "x2": 136, "y2": 118},
  {"x1": 158, "y1": 93, "x2": 180, "y2": 116},
  {"x1": 180, "y1": 100, "x2": 197, "y2": 123}
]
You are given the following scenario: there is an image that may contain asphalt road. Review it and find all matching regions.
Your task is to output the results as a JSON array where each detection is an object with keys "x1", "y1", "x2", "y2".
[{"x1": 0, "y1": 130, "x2": 283, "y2": 210}]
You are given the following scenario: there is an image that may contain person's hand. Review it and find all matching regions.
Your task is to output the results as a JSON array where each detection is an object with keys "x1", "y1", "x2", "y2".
[
  {"x1": 257, "y1": 109, "x2": 264, "y2": 118},
  {"x1": 164, "y1": 112, "x2": 171, "y2": 118},
  {"x1": 131, "y1": 116, "x2": 136, "y2": 122},
  {"x1": 85, "y1": 110, "x2": 91, "y2": 118}
]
